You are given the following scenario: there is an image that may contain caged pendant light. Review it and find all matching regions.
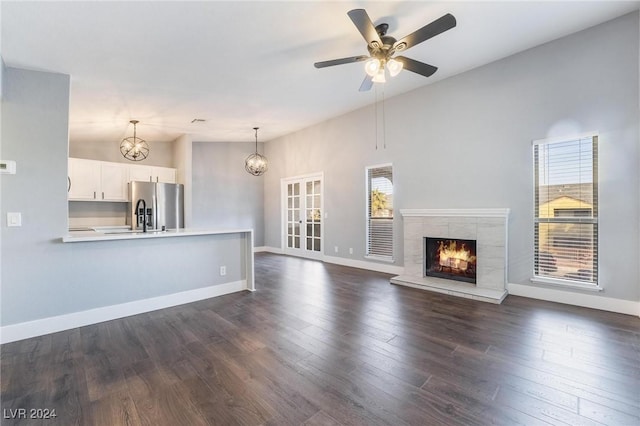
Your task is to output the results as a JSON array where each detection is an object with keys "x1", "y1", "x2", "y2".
[
  {"x1": 120, "y1": 120, "x2": 149, "y2": 161},
  {"x1": 244, "y1": 127, "x2": 268, "y2": 176}
]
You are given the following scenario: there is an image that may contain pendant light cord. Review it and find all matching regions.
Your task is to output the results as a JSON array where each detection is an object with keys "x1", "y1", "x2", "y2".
[{"x1": 254, "y1": 127, "x2": 259, "y2": 154}]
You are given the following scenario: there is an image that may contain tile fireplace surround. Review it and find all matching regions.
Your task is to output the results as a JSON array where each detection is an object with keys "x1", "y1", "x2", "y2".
[{"x1": 391, "y1": 209, "x2": 510, "y2": 304}]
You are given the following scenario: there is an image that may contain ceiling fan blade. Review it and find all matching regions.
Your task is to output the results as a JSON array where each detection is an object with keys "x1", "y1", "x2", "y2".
[
  {"x1": 347, "y1": 9, "x2": 383, "y2": 49},
  {"x1": 396, "y1": 56, "x2": 438, "y2": 77},
  {"x1": 359, "y1": 75, "x2": 373, "y2": 92},
  {"x1": 393, "y1": 13, "x2": 456, "y2": 51},
  {"x1": 314, "y1": 55, "x2": 369, "y2": 69}
]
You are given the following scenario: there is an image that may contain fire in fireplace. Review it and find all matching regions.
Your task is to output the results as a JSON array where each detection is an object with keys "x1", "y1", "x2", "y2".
[{"x1": 425, "y1": 237, "x2": 477, "y2": 284}]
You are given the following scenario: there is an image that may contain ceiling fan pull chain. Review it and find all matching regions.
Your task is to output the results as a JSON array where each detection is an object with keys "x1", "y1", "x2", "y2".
[
  {"x1": 382, "y1": 85, "x2": 387, "y2": 149},
  {"x1": 374, "y1": 85, "x2": 379, "y2": 150}
]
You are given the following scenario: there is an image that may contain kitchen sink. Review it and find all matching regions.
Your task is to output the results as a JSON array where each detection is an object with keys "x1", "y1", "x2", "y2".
[{"x1": 101, "y1": 229, "x2": 168, "y2": 235}]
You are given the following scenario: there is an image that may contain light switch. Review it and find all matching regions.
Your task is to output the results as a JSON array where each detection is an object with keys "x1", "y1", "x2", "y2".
[{"x1": 7, "y1": 212, "x2": 22, "y2": 227}]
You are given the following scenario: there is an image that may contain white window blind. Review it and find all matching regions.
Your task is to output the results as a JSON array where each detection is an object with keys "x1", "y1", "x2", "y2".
[
  {"x1": 366, "y1": 165, "x2": 393, "y2": 259},
  {"x1": 533, "y1": 134, "x2": 598, "y2": 285}
]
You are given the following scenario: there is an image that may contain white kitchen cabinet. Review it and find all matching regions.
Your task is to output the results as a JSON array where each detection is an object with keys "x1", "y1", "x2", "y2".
[
  {"x1": 68, "y1": 158, "x2": 129, "y2": 201},
  {"x1": 100, "y1": 162, "x2": 129, "y2": 201},
  {"x1": 154, "y1": 166, "x2": 176, "y2": 183},
  {"x1": 128, "y1": 164, "x2": 154, "y2": 182},
  {"x1": 68, "y1": 158, "x2": 101, "y2": 200},
  {"x1": 129, "y1": 164, "x2": 176, "y2": 183}
]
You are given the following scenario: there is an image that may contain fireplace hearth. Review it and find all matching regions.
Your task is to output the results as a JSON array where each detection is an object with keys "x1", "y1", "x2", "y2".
[{"x1": 425, "y1": 238, "x2": 477, "y2": 284}]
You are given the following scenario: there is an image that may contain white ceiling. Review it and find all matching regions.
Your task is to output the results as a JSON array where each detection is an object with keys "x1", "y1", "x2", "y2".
[{"x1": 2, "y1": 1, "x2": 638, "y2": 144}]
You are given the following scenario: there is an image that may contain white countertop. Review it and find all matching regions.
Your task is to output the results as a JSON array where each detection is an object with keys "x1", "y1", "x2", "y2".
[{"x1": 62, "y1": 228, "x2": 253, "y2": 243}]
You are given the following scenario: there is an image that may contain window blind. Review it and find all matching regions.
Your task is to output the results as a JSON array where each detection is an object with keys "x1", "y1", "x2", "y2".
[
  {"x1": 367, "y1": 165, "x2": 393, "y2": 259},
  {"x1": 533, "y1": 135, "x2": 598, "y2": 285}
]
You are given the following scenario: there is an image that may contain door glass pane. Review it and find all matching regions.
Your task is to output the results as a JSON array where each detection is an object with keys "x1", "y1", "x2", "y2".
[
  {"x1": 288, "y1": 184, "x2": 292, "y2": 196},
  {"x1": 314, "y1": 180, "x2": 321, "y2": 194},
  {"x1": 294, "y1": 183, "x2": 299, "y2": 196},
  {"x1": 306, "y1": 181, "x2": 312, "y2": 194},
  {"x1": 288, "y1": 236, "x2": 292, "y2": 248},
  {"x1": 294, "y1": 236, "x2": 300, "y2": 248},
  {"x1": 294, "y1": 197, "x2": 299, "y2": 208},
  {"x1": 306, "y1": 238, "x2": 312, "y2": 250},
  {"x1": 287, "y1": 210, "x2": 292, "y2": 221},
  {"x1": 314, "y1": 239, "x2": 321, "y2": 251},
  {"x1": 314, "y1": 195, "x2": 321, "y2": 209},
  {"x1": 294, "y1": 223, "x2": 300, "y2": 236},
  {"x1": 314, "y1": 224, "x2": 321, "y2": 238}
]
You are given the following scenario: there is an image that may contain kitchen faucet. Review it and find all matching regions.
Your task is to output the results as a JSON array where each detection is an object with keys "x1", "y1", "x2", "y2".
[{"x1": 135, "y1": 198, "x2": 147, "y2": 232}]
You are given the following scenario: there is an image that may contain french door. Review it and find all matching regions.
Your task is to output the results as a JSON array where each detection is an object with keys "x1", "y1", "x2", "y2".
[{"x1": 282, "y1": 174, "x2": 323, "y2": 259}]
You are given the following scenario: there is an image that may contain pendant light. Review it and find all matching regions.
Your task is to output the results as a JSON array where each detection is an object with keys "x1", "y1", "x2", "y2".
[
  {"x1": 120, "y1": 120, "x2": 149, "y2": 161},
  {"x1": 244, "y1": 127, "x2": 268, "y2": 176}
]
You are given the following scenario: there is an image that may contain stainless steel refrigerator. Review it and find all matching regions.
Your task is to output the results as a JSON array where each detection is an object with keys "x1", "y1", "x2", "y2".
[{"x1": 128, "y1": 181, "x2": 184, "y2": 231}]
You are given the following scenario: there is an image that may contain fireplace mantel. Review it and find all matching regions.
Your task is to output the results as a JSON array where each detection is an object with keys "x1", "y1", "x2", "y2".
[
  {"x1": 400, "y1": 208, "x2": 510, "y2": 218},
  {"x1": 391, "y1": 208, "x2": 510, "y2": 303}
]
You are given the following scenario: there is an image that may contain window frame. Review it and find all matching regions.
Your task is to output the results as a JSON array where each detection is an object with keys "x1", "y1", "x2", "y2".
[
  {"x1": 365, "y1": 163, "x2": 394, "y2": 262},
  {"x1": 531, "y1": 132, "x2": 601, "y2": 291}
]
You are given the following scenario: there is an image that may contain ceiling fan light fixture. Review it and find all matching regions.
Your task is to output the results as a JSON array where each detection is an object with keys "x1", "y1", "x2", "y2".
[
  {"x1": 314, "y1": 9, "x2": 456, "y2": 91},
  {"x1": 364, "y1": 58, "x2": 381, "y2": 76},
  {"x1": 372, "y1": 68, "x2": 386, "y2": 83},
  {"x1": 387, "y1": 58, "x2": 403, "y2": 77}
]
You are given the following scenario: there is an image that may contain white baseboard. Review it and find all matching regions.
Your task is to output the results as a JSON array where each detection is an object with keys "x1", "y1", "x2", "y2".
[
  {"x1": 323, "y1": 255, "x2": 404, "y2": 275},
  {"x1": 256, "y1": 247, "x2": 403, "y2": 275},
  {"x1": 256, "y1": 246, "x2": 283, "y2": 254},
  {"x1": 508, "y1": 283, "x2": 640, "y2": 317},
  {"x1": 0, "y1": 280, "x2": 247, "y2": 344}
]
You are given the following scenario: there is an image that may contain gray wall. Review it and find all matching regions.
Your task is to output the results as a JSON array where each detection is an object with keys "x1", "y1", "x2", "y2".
[
  {"x1": 69, "y1": 138, "x2": 175, "y2": 167},
  {"x1": 1, "y1": 67, "x2": 247, "y2": 327},
  {"x1": 174, "y1": 134, "x2": 193, "y2": 226},
  {"x1": 1, "y1": 67, "x2": 71, "y2": 325},
  {"x1": 191, "y1": 142, "x2": 265, "y2": 246},
  {"x1": 264, "y1": 12, "x2": 639, "y2": 302}
]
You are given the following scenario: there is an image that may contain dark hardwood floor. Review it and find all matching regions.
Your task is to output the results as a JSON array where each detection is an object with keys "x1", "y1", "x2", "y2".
[{"x1": 2, "y1": 253, "x2": 639, "y2": 425}]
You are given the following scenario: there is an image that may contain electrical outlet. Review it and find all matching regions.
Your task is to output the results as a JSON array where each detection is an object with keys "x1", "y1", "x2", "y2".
[
  {"x1": 349, "y1": 248, "x2": 353, "y2": 255},
  {"x1": 334, "y1": 246, "x2": 338, "y2": 253},
  {"x1": 219, "y1": 266, "x2": 226, "y2": 276}
]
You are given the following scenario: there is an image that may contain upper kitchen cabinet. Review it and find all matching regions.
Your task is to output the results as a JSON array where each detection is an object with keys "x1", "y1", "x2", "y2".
[
  {"x1": 100, "y1": 162, "x2": 129, "y2": 201},
  {"x1": 129, "y1": 164, "x2": 176, "y2": 183},
  {"x1": 68, "y1": 158, "x2": 128, "y2": 201},
  {"x1": 68, "y1": 158, "x2": 100, "y2": 200}
]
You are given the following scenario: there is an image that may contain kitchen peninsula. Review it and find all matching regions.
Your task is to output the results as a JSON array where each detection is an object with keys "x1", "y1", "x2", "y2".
[{"x1": 2, "y1": 227, "x2": 254, "y2": 343}]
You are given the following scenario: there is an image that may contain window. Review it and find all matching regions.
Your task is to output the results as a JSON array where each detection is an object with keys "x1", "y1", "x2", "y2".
[
  {"x1": 533, "y1": 134, "x2": 598, "y2": 286},
  {"x1": 366, "y1": 164, "x2": 393, "y2": 260}
]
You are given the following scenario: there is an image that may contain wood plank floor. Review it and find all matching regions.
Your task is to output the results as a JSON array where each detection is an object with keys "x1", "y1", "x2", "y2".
[{"x1": 2, "y1": 253, "x2": 639, "y2": 425}]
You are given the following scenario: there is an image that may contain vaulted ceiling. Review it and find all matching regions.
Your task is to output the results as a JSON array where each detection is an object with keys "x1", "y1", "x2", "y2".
[{"x1": 2, "y1": 1, "x2": 638, "y2": 144}]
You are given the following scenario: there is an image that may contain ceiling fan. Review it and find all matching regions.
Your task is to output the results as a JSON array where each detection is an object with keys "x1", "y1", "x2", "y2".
[{"x1": 314, "y1": 9, "x2": 456, "y2": 91}]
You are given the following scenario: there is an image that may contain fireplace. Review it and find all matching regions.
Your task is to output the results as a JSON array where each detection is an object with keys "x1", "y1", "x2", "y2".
[
  {"x1": 425, "y1": 237, "x2": 477, "y2": 284},
  {"x1": 392, "y1": 209, "x2": 509, "y2": 304}
]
